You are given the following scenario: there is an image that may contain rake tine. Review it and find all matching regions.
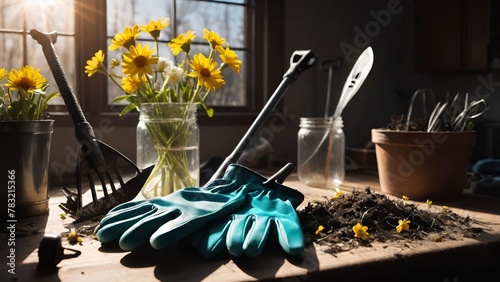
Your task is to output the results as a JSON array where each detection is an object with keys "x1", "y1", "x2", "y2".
[
  {"x1": 113, "y1": 166, "x2": 127, "y2": 191},
  {"x1": 87, "y1": 172, "x2": 99, "y2": 204},
  {"x1": 105, "y1": 170, "x2": 118, "y2": 194}
]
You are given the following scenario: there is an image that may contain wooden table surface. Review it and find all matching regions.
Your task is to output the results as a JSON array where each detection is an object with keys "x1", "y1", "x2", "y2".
[{"x1": 2, "y1": 171, "x2": 500, "y2": 282}]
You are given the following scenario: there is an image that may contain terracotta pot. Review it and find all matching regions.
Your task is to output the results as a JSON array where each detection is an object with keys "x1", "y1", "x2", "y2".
[{"x1": 371, "y1": 129, "x2": 476, "y2": 201}]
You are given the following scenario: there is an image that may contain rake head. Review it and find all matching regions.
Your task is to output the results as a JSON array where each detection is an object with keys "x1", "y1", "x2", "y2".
[{"x1": 59, "y1": 139, "x2": 153, "y2": 223}]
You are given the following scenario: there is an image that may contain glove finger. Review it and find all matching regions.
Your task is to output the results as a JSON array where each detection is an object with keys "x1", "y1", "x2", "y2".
[
  {"x1": 96, "y1": 203, "x2": 158, "y2": 243},
  {"x1": 119, "y1": 208, "x2": 179, "y2": 251},
  {"x1": 150, "y1": 192, "x2": 247, "y2": 250},
  {"x1": 99, "y1": 201, "x2": 153, "y2": 227},
  {"x1": 241, "y1": 216, "x2": 270, "y2": 257},
  {"x1": 193, "y1": 218, "x2": 232, "y2": 258},
  {"x1": 225, "y1": 214, "x2": 255, "y2": 257},
  {"x1": 274, "y1": 217, "x2": 305, "y2": 256}
]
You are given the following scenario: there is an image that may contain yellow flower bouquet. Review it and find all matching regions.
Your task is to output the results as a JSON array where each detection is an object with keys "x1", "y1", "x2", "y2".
[
  {"x1": 0, "y1": 66, "x2": 59, "y2": 121},
  {"x1": 85, "y1": 18, "x2": 242, "y2": 198}
]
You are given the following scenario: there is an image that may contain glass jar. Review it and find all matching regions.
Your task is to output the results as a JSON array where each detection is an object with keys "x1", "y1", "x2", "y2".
[
  {"x1": 138, "y1": 103, "x2": 200, "y2": 199},
  {"x1": 297, "y1": 116, "x2": 345, "y2": 188},
  {"x1": 136, "y1": 119, "x2": 157, "y2": 169}
]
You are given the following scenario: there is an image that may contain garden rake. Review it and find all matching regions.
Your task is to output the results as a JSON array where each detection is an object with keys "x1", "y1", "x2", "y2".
[{"x1": 30, "y1": 29, "x2": 154, "y2": 223}]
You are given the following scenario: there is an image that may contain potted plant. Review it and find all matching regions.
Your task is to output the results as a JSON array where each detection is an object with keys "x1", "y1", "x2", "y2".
[
  {"x1": 371, "y1": 89, "x2": 487, "y2": 200},
  {"x1": 0, "y1": 66, "x2": 59, "y2": 217},
  {"x1": 84, "y1": 18, "x2": 242, "y2": 199}
]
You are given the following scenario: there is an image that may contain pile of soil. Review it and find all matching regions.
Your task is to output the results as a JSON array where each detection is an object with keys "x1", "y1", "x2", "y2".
[{"x1": 298, "y1": 187, "x2": 483, "y2": 254}]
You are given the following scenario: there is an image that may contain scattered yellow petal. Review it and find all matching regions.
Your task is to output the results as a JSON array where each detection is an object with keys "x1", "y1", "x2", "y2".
[
  {"x1": 396, "y1": 219, "x2": 411, "y2": 233},
  {"x1": 315, "y1": 225, "x2": 324, "y2": 236},
  {"x1": 60, "y1": 213, "x2": 67, "y2": 220},
  {"x1": 352, "y1": 223, "x2": 369, "y2": 240},
  {"x1": 442, "y1": 206, "x2": 450, "y2": 212},
  {"x1": 331, "y1": 188, "x2": 344, "y2": 199},
  {"x1": 67, "y1": 229, "x2": 83, "y2": 245},
  {"x1": 402, "y1": 195, "x2": 409, "y2": 201},
  {"x1": 426, "y1": 199, "x2": 432, "y2": 206}
]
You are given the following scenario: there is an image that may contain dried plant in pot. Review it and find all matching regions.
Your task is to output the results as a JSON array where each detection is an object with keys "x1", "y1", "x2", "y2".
[{"x1": 371, "y1": 89, "x2": 488, "y2": 201}]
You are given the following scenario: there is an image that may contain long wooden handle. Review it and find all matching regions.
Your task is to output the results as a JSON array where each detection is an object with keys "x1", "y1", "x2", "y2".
[{"x1": 30, "y1": 29, "x2": 96, "y2": 142}]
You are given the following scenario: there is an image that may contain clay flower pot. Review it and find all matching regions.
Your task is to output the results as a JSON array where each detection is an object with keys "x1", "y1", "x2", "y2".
[{"x1": 371, "y1": 129, "x2": 476, "y2": 201}]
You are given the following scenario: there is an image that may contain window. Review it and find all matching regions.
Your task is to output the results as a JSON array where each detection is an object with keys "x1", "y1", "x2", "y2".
[
  {"x1": 1, "y1": 0, "x2": 284, "y2": 125},
  {"x1": 106, "y1": 0, "x2": 247, "y2": 107},
  {"x1": 0, "y1": 0, "x2": 75, "y2": 106}
]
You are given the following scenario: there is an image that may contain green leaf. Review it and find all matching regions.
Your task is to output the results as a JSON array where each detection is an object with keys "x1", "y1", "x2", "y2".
[
  {"x1": 112, "y1": 95, "x2": 131, "y2": 103},
  {"x1": 201, "y1": 102, "x2": 214, "y2": 118},
  {"x1": 120, "y1": 103, "x2": 138, "y2": 116}
]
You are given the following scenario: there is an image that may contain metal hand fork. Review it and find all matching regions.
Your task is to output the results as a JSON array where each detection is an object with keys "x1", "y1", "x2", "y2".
[{"x1": 30, "y1": 29, "x2": 153, "y2": 222}]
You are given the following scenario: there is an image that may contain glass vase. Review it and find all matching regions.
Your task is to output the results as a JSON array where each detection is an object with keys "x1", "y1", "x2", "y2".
[{"x1": 139, "y1": 103, "x2": 200, "y2": 199}]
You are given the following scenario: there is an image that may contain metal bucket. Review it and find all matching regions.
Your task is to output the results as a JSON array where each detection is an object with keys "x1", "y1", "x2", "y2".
[{"x1": 0, "y1": 120, "x2": 54, "y2": 218}]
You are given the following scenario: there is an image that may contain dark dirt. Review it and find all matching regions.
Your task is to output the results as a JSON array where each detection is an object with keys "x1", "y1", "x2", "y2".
[{"x1": 298, "y1": 187, "x2": 484, "y2": 254}]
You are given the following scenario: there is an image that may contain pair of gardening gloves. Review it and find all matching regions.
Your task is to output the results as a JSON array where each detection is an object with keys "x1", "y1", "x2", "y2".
[{"x1": 96, "y1": 163, "x2": 305, "y2": 258}]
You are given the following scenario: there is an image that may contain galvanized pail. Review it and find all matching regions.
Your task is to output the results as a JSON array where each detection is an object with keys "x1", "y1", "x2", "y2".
[{"x1": 0, "y1": 120, "x2": 54, "y2": 218}]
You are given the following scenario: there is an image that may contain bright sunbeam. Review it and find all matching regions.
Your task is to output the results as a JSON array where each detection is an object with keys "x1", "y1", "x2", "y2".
[{"x1": 20, "y1": 0, "x2": 74, "y2": 31}]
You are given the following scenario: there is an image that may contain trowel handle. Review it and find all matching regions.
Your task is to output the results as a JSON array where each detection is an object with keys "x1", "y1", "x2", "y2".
[
  {"x1": 209, "y1": 50, "x2": 317, "y2": 182},
  {"x1": 284, "y1": 50, "x2": 317, "y2": 81}
]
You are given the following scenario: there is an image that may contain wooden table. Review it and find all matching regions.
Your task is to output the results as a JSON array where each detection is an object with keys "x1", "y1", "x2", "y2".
[{"x1": 2, "y1": 171, "x2": 500, "y2": 281}]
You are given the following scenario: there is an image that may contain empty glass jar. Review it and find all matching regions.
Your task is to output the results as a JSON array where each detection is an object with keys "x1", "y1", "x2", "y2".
[{"x1": 297, "y1": 116, "x2": 345, "y2": 188}]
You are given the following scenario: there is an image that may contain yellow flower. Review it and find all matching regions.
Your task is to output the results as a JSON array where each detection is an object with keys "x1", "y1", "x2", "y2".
[
  {"x1": 203, "y1": 28, "x2": 226, "y2": 49},
  {"x1": 109, "y1": 24, "x2": 141, "y2": 51},
  {"x1": 122, "y1": 75, "x2": 147, "y2": 94},
  {"x1": 141, "y1": 18, "x2": 170, "y2": 39},
  {"x1": 110, "y1": 58, "x2": 120, "y2": 68},
  {"x1": 67, "y1": 229, "x2": 83, "y2": 245},
  {"x1": 122, "y1": 43, "x2": 159, "y2": 77},
  {"x1": 315, "y1": 225, "x2": 324, "y2": 236},
  {"x1": 331, "y1": 188, "x2": 344, "y2": 199},
  {"x1": 85, "y1": 50, "x2": 106, "y2": 77},
  {"x1": 0, "y1": 68, "x2": 6, "y2": 81},
  {"x1": 396, "y1": 219, "x2": 410, "y2": 233},
  {"x1": 5, "y1": 65, "x2": 46, "y2": 92},
  {"x1": 168, "y1": 30, "x2": 196, "y2": 56},
  {"x1": 217, "y1": 46, "x2": 242, "y2": 73},
  {"x1": 189, "y1": 53, "x2": 225, "y2": 91},
  {"x1": 402, "y1": 195, "x2": 409, "y2": 201},
  {"x1": 426, "y1": 199, "x2": 432, "y2": 207},
  {"x1": 442, "y1": 206, "x2": 450, "y2": 212},
  {"x1": 352, "y1": 223, "x2": 369, "y2": 240}
]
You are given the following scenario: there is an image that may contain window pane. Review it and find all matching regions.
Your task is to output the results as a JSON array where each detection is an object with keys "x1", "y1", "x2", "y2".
[
  {"x1": 0, "y1": 0, "x2": 75, "y2": 106},
  {"x1": 106, "y1": 0, "x2": 247, "y2": 107}
]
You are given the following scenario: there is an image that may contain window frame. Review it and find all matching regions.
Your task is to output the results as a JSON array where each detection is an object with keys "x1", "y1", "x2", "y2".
[{"x1": 46, "y1": 0, "x2": 284, "y2": 127}]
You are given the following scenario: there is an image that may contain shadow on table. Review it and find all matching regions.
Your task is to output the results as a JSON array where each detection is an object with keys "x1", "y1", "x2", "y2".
[
  {"x1": 101, "y1": 239, "x2": 229, "y2": 281},
  {"x1": 99, "y1": 236, "x2": 322, "y2": 281},
  {"x1": 233, "y1": 243, "x2": 320, "y2": 281}
]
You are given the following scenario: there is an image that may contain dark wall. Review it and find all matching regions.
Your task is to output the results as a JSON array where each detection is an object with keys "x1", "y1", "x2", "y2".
[{"x1": 271, "y1": 0, "x2": 500, "y2": 164}]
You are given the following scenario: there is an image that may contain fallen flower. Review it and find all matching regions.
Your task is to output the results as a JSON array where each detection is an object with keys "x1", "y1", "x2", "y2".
[
  {"x1": 426, "y1": 199, "x2": 432, "y2": 208},
  {"x1": 396, "y1": 219, "x2": 410, "y2": 233},
  {"x1": 315, "y1": 225, "x2": 324, "y2": 236},
  {"x1": 352, "y1": 223, "x2": 369, "y2": 240},
  {"x1": 67, "y1": 229, "x2": 83, "y2": 245},
  {"x1": 331, "y1": 188, "x2": 344, "y2": 199}
]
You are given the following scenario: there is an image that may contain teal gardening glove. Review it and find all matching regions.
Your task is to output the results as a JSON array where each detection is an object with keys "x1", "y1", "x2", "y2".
[
  {"x1": 192, "y1": 164, "x2": 305, "y2": 258},
  {"x1": 97, "y1": 164, "x2": 265, "y2": 251}
]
